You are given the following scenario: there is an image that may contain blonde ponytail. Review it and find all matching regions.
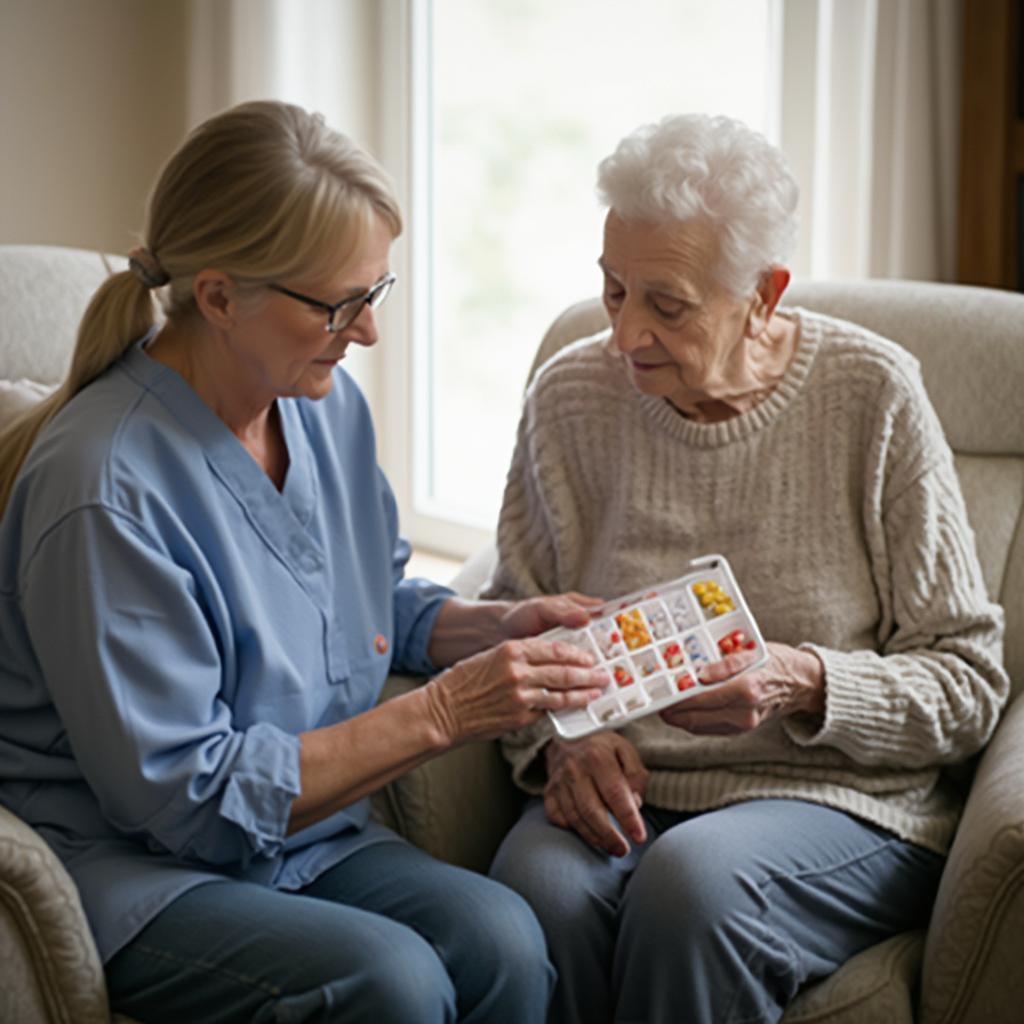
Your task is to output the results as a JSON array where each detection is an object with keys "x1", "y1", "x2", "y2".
[
  {"x1": 0, "y1": 269, "x2": 158, "y2": 515},
  {"x1": 0, "y1": 99, "x2": 400, "y2": 518}
]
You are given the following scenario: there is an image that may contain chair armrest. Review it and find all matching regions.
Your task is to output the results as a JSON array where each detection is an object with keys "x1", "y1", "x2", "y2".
[
  {"x1": 920, "y1": 693, "x2": 1024, "y2": 1024},
  {"x1": 371, "y1": 673, "x2": 524, "y2": 874},
  {"x1": 0, "y1": 802, "x2": 111, "y2": 1023},
  {"x1": 449, "y1": 541, "x2": 498, "y2": 598}
]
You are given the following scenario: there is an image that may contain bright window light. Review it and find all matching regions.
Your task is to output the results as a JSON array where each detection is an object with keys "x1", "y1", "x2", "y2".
[{"x1": 415, "y1": 0, "x2": 777, "y2": 538}]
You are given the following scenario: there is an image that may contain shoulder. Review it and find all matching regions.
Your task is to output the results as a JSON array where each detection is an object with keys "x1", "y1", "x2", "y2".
[
  {"x1": 524, "y1": 328, "x2": 631, "y2": 420},
  {"x1": 791, "y1": 307, "x2": 925, "y2": 403}
]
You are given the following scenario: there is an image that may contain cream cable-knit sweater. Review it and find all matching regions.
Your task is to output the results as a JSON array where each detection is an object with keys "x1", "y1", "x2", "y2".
[{"x1": 481, "y1": 308, "x2": 1008, "y2": 854}]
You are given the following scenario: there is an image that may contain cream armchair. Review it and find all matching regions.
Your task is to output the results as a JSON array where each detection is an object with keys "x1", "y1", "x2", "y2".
[
  {"x1": 376, "y1": 281, "x2": 1024, "y2": 1024},
  {"x1": 1, "y1": 244, "x2": 1022, "y2": 1024}
]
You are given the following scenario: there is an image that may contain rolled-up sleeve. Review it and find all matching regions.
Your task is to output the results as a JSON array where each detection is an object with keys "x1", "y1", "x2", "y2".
[{"x1": 21, "y1": 506, "x2": 301, "y2": 869}]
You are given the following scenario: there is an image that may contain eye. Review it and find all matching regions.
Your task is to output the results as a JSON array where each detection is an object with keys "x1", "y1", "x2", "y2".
[
  {"x1": 602, "y1": 275, "x2": 625, "y2": 307},
  {"x1": 650, "y1": 295, "x2": 687, "y2": 320}
]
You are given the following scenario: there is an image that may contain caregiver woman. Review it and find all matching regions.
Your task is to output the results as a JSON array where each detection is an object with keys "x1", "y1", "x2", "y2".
[{"x1": 0, "y1": 101, "x2": 608, "y2": 1024}]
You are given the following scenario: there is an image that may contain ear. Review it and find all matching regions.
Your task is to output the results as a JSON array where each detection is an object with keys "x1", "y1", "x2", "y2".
[
  {"x1": 745, "y1": 266, "x2": 791, "y2": 337},
  {"x1": 192, "y1": 269, "x2": 240, "y2": 330}
]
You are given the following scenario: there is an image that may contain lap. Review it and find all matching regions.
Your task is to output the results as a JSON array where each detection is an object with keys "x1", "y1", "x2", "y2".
[
  {"x1": 107, "y1": 838, "x2": 546, "y2": 1024},
  {"x1": 493, "y1": 796, "x2": 943, "y2": 942}
]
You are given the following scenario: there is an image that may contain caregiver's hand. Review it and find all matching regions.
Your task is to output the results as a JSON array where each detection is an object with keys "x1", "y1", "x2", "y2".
[
  {"x1": 499, "y1": 592, "x2": 605, "y2": 639},
  {"x1": 659, "y1": 641, "x2": 824, "y2": 735},
  {"x1": 424, "y1": 638, "x2": 607, "y2": 745},
  {"x1": 543, "y1": 732, "x2": 649, "y2": 858}
]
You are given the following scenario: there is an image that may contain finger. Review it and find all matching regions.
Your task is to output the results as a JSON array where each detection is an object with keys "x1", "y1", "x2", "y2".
[
  {"x1": 565, "y1": 783, "x2": 630, "y2": 857},
  {"x1": 517, "y1": 637, "x2": 599, "y2": 668},
  {"x1": 698, "y1": 650, "x2": 761, "y2": 684},
  {"x1": 595, "y1": 775, "x2": 647, "y2": 845},
  {"x1": 525, "y1": 661, "x2": 611, "y2": 693},
  {"x1": 615, "y1": 741, "x2": 650, "y2": 797},
  {"x1": 525, "y1": 683, "x2": 605, "y2": 712},
  {"x1": 543, "y1": 788, "x2": 570, "y2": 830}
]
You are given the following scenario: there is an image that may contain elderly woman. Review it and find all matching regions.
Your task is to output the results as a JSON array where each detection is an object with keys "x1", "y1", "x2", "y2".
[
  {"x1": 484, "y1": 113, "x2": 1008, "y2": 1024},
  {"x1": 0, "y1": 101, "x2": 610, "y2": 1024}
]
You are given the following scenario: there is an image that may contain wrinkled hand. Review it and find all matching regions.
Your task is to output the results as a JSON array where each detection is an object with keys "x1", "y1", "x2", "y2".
[
  {"x1": 543, "y1": 732, "x2": 650, "y2": 857},
  {"x1": 424, "y1": 638, "x2": 607, "y2": 745},
  {"x1": 499, "y1": 592, "x2": 605, "y2": 640},
  {"x1": 659, "y1": 641, "x2": 824, "y2": 735}
]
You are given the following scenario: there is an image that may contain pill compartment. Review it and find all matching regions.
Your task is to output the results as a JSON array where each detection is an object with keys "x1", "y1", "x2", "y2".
[
  {"x1": 590, "y1": 695, "x2": 625, "y2": 726},
  {"x1": 608, "y1": 658, "x2": 637, "y2": 688},
  {"x1": 674, "y1": 670, "x2": 698, "y2": 692},
  {"x1": 633, "y1": 649, "x2": 661, "y2": 678},
  {"x1": 621, "y1": 687, "x2": 650, "y2": 714},
  {"x1": 592, "y1": 617, "x2": 627, "y2": 659},
  {"x1": 640, "y1": 600, "x2": 674, "y2": 641},
  {"x1": 691, "y1": 575, "x2": 737, "y2": 619},
  {"x1": 658, "y1": 639, "x2": 685, "y2": 669},
  {"x1": 663, "y1": 587, "x2": 701, "y2": 631},
  {"x1": 681, "y1": 630, "x2": 712, "y2": 667},
  {"x1": 644, "y1": 675, "x2": 674, "y2": 701},
  {"x1": 615, "y1": 608, "x2": 653, "y2": 651}
]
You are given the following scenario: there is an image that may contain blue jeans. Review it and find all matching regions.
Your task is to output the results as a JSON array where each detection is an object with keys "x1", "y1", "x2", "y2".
[
  {"x1": 106, "y1": 838, "x2": 554, "y2": 1023},
  {"x1": 490, "y1": 798, "x2": 944, "y2": 1024}
]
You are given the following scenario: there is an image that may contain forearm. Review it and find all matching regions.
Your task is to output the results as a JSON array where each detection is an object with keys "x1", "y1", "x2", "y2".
[
  {"x1": 288, "y1": 684, "x2": 450, "y2": 834},
  {"x1": 426, "y1": 597, "x2": 513, "y2": 667}
]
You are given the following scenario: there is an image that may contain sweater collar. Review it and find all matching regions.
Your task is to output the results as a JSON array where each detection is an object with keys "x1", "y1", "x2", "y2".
[{"x1": 631, "y1": 307, "x2": 821, "y2": 446}]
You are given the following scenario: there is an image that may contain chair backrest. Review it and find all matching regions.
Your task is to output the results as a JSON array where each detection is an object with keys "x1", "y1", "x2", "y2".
[
  {"x1": 0, "y1": 244, "x2": 126, "y2": 385},
  {"x1": 531, "y1": 280, "x2": 1024, "y2": 693}
]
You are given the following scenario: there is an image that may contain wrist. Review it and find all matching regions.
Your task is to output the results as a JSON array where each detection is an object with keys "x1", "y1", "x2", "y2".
[
  {"x1": 796, "y1": 648, "x2": 825, "y2": 717},
  {"x1": 419, "y1": 673, "x2": 460, "y2": 749}
]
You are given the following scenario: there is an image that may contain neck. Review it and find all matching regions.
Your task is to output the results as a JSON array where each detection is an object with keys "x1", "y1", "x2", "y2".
[
  {"x1": 668, "y1": 312, "x2": 798, "y2": 423},
  {"x1": 145, "y1": 319, "x2": 289, "y2": 488}
]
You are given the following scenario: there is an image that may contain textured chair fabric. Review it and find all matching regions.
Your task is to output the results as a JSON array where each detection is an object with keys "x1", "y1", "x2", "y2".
[
  {"x1": 378, "y1": 283, "x2": 1024, "y2": 1024},
  {"x1": 1, "y1": 246, "x2": 1022, "y2": 1024}
]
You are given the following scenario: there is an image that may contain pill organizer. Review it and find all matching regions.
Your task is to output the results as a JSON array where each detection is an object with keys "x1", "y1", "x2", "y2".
[{"x1": 545, "y1": 554, "x2": 768, "y2": 740}]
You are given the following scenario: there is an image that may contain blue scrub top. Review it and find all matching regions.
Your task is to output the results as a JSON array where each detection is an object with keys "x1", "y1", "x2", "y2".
[{"x1": 0, "y1": 336, "x2": 454, "y2": 962}]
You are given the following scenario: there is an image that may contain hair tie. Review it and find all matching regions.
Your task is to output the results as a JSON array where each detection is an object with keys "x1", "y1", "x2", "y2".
[{"x1": 127, "y1": 246, "x2": 170, "y2": 289}]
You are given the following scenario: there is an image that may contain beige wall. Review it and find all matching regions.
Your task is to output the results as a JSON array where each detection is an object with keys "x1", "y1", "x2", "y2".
[{"x1": 0, "y1": 0, "x2": 189, "y2": 255}]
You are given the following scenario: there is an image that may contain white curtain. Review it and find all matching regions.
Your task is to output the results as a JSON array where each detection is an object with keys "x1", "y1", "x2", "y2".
[
  {"x1": 780, "y1": 0, "x2": 962, "y2": 283},
  {"x1": 184, "y1": 0, "x2": 380, "y2": 148}
]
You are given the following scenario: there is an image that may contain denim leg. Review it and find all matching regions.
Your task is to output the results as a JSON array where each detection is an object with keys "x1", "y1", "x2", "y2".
[
  {"x1": 489, "y1": 798, "x2": 653, "y2": 1024},
  {"x1": 302, "y1": 839, "x2": 554, "y2": 1024},
  {"x1": 105, "y1": 874, "x2": 455, "y2": 1024},
  {"x1": 614, "y1": 799, "x2": 945, "y2": 1024},
  {"x1": 106, "y1": 838, "x2": 552, "y2": 1024}
]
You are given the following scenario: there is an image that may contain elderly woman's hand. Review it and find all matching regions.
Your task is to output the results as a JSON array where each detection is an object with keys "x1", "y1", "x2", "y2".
[
  {"x1": 423, "y1": 638, "x2": 607, "y2": 746},
  {"x1": 659, "y1": 641, "x2": 824, "y2": 735},
  {"x1": 543, "y1": 732, "x2": 649, "y2": 857}
]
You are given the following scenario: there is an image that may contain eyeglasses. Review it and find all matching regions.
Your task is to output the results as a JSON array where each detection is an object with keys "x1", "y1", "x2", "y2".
[{"x1": 266, "y1": 272, "x2": 396, "y2": 333}]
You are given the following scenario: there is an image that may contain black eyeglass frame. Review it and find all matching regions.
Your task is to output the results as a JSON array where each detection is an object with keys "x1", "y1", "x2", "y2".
[{"x1": 266, "y1": 272, "x2": 397, "y2": 333}]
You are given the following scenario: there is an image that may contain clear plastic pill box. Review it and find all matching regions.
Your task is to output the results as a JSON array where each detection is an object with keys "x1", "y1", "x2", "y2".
[{"x1": 545, "y1": 554, "x2": 768, "y2": 739}]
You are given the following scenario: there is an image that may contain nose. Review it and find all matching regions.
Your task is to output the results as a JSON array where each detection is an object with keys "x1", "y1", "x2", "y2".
[
  {"x1": 347, "y1": 302, "x2": 379, "y2": 346},
  {"x1": 609, "y1": 300, "x2": 654, "y2": 356}
]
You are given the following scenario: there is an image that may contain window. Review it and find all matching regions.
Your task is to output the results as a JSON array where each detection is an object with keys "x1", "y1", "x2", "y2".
[{"x1": 380, "y1": 0, "x2": 778, "y2": 557}]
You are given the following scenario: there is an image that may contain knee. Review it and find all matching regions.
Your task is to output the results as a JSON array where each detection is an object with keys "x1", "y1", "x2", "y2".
[
  {"x1": 340, "y1": 927, "x2": 455, "y2": 1024},
  {"x1": 624, "y1": 827, "x2": 755, "y2": 946}
]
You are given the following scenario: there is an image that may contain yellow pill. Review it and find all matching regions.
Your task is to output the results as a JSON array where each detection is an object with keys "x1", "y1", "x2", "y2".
[{"x1": 713, "y1": 602, "x2": 730, "y2": 615}]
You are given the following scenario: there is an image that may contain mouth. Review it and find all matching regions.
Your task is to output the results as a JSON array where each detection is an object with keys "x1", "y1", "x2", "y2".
[{"x1": 630, "y1": 359, "x2": 666, "y2": 373}]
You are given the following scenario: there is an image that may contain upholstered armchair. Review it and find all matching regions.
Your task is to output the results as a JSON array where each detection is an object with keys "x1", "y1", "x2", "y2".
[{"x1": 1, "y1": 244, "x2": 1022, "y2": 1024}]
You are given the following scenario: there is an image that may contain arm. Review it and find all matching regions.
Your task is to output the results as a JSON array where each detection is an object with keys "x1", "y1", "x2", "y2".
[
  {"x1": 25, "y1": 507, "x2": 606, "y2": 862},
  {"x1": 662, "y1": 386, "x2": 1008, "y2": 763}
]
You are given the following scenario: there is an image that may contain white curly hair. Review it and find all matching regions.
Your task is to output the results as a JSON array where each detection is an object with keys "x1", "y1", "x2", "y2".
[{"x1": 596, "y1": 113, "x2": 799, "y2": 297}]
